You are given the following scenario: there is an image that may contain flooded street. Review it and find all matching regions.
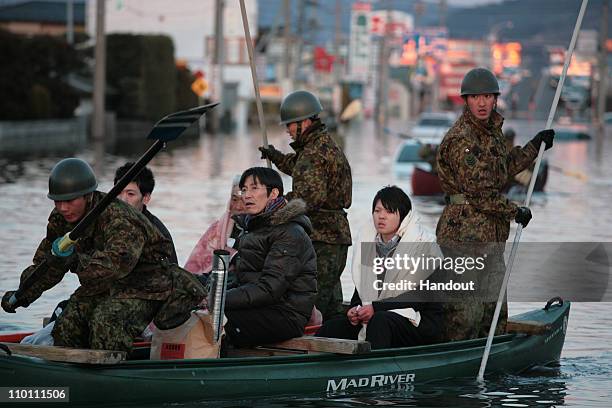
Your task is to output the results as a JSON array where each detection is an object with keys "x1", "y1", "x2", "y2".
[{"x1": 1, "y1": 118, "x2": 611, "y2": 406}]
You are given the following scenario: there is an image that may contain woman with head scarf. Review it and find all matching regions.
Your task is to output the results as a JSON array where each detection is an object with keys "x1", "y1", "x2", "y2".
[{"x1": 184, "y1": 176, "x2": 244, "y2": 275}]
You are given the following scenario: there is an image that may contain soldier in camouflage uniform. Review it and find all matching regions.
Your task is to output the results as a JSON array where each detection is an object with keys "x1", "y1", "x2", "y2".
[
  {"x1": 259, "y1": 90, "x2": 352, "y2": 321},
  {"x1": 1, "y1": 158, "x2": 204, "y2": 351},
  {"x1": 435, "y1": 68, "x2": 555, "y2": 341}
]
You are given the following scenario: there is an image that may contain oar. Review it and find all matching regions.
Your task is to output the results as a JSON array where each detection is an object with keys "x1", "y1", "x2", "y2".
[
  {"x1": 477, "y1": 0, "x2": 589, "y2": 382},
  {"x1": 239, "y1": 0, "x2": 271, "y2": 169},
  {"x1": 8, "y1": 103, "x2": 219, "y2": 308},
  {"x1": 549, "y1": 164, "x2": 588, "y2": 181}
]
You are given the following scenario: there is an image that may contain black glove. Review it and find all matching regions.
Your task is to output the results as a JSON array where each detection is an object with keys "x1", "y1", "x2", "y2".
[
  {"x1": 258, "y1": 145, "x2": 281, "y2": 161},
  {"x1": 515, "y1": 206, "x2": 532, "y2": 228},
  {"x1": 531, "y1": 129, "x2": 555, "y2": 151},
  {"x1": 2, "y1": 291, "x2": 18, "y2": 313}
]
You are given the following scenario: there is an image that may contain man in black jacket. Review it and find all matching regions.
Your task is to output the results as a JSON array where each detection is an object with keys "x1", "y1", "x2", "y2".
[{"x1": 224, "y1": 167, "x2": 317, "y2": 346}]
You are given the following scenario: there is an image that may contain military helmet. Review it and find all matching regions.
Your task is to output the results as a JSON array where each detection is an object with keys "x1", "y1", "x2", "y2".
[
  {"x1": 504, "y1": 128, "x2": 516, "y2": 140},
  {"x1": 279, "y1": 90, "x2": 323, "y2": 125},
  {"x1": 460, "y1": 67, "x2": 500, "y2": 96},
  {"x1": 48, "y1": 158, "x2": 98, "y2": 201}
]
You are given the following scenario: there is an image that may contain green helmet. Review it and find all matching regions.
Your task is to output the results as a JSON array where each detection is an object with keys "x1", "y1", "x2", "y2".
[
  {"x1": 279, "y1": 90, "x2": 323, "y2": 125},
  {"x1": 460, "y1": 67, "x2": 500, "y2": 96},
  {"x1": 48, "y1": 158, "x2": 98, "y2": 201}
]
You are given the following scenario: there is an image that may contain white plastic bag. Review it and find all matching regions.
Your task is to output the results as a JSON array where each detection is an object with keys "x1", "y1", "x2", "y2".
[
  {"x1": 150, "y1": 310, "x2": 225, "y2": 360},
  {"x1": 20, "y1": 321, "x2": 55, "y2": 346}
]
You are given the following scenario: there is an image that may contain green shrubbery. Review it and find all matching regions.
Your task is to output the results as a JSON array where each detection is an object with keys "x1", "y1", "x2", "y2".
[
  {"x1": 0, "y1": 29, "x2": 197, "y2": 121},
  {"x1": 0, "y1": 29, "x2": 82, "y2": 120},
  {"x1": 107, "y1": 33, "x2": 197, "y2": 120}
]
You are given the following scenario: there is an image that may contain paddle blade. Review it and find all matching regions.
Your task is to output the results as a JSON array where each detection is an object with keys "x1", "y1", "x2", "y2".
[{"x1": 147, "y1": 102, "x2": 219, "y2": 141}]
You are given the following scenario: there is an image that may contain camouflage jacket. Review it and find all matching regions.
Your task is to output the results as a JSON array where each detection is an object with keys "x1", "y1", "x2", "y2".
[
  {"x1": 436, "y1": 107, "x2": 538, "y2": 243},
  {"x1": 18, "y1": 191, "x2": 174, "y2": 305},
  {"x1": 268, "y1": 120, "x2": 352, "y2": 245}
]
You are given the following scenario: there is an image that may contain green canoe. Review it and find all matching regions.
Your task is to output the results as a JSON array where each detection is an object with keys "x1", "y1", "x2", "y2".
[{"x1": 0, "y1": 300, "x2": 569, "y2": 406}]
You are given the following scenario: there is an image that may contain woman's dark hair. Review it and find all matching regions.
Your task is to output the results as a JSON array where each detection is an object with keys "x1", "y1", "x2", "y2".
[
  {"x1": 372, "y1": 186, "x2": 412, "y2": 223},
  {"x1": 239, "y1": 167, "x2": 284, "y2": 196}
]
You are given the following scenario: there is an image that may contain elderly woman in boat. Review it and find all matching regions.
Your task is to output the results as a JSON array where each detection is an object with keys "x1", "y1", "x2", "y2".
[
  {"x1": 316, "y1": 186, "x2": 443, "y2": 349},
  {"x1": 184, "y1": 175, "x2": 244, "y2": 276},
  {"x1": 223, "y1": 167, "x2": 317, "y2": 346}
]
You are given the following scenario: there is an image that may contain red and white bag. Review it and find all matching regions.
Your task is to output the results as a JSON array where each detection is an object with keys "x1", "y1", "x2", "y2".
[{"x1": 150, "y1": 310, "x2": 223, "y2": 360}]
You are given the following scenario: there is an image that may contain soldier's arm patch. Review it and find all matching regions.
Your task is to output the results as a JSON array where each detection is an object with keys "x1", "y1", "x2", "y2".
[{"x1": 464, "y1": 148, "x2": 477, "y2": 166}]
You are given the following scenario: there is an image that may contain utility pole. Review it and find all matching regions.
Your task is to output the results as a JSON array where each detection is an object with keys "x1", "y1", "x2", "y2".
[
  {"x1": 375, "y1": 5, "x2": 390, "y2": 136},
  {"x1": 66, "y1": 0, "x2": 74, "y2": 44},
  {"x1": 438, "y1": 0, "x2": 447, "y2": 28},
  {"x1": 283, "y1": 0, "x2": 292, "y2": 83},
  {"x1": 412, "y1": 0, "x2": 425, "y2": 118},
  {"x1": 92, "y1": 0, "x2": 106, "y2": 170},
  {"x1": 334, "y1": 0, "x2": 341, "y2": 81},
  {"x1": 212, "y1": 0, "x2": 225, "y2": 132},
  {"x1": 596, "y1": 0, "x2": 608, "y2": 162},
  {"x1": 293, "y1": 0, "x2": 306, "y2": 83}
]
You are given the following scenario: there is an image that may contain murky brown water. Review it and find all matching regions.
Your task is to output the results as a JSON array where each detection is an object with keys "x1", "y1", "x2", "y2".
[{"x1": 1, "y1": 118, "x2": 611, "y2": 406}]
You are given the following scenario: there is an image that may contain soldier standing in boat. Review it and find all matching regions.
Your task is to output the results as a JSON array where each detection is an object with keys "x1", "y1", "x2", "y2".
[
  {"x1": 259, "y1": 90, "x2": 353, "y2": 321},
  {"x1": 435, "y1": 68, "x2": 555, "y2": 341},
  {"x1": 1, "y1": 158, "x2": 204, "y2": 351}
]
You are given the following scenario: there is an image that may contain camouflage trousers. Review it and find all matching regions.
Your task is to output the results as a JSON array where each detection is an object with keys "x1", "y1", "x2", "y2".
[
  {"x1": 52, "y1": 293, "x2": 162, "y2": 352},
  {"x1": 439, "y1": 247, "x2": 508, "y2": 341},
  {"x1": 313, "y1": 242, "x2": 348, "y2": 321},
  {"x1": 441, "y1": 299, "x2": 508, "y2": 341}
]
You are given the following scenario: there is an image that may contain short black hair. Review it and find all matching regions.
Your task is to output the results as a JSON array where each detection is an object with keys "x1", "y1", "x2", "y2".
[
  {"x1": 114, "y1": 162, "x2": 155, "y2": 195},
  {"x1": 239, "y1": 167, "x2": 284, "y2": 196},
  {"x1": 372, "y1": 186, "x2": 412, "y2": 223}
]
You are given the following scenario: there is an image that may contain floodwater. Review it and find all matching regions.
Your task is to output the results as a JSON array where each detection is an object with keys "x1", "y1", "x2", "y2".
[{"x1": 1, "y1": 117, "x2": 611, "y2": 406}]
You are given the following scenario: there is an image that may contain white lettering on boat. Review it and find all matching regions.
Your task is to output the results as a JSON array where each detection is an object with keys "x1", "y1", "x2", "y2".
[
  {"x1": 326, "y1": 373, "x2": 415, "y2": 393},
  {"x1": 544, "y1": 325, "x2": 562, "y2": 344}
]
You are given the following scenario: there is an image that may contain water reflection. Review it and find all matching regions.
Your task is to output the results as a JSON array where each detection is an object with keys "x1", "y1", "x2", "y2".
[{"x1": 0, "y1": 119, "x2": 611, "y2": 406}]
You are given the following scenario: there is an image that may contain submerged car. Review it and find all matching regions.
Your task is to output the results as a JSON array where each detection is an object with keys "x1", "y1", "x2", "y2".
[
  {"x1": 554, "y1": 126, "x2": 591, "y2": 141},
  {"x1": 393, "y1": 138, "x2": 437, "y2": 177},
  {"x1": 409, "y1": 112, "x2": 456, "y2": 142}
]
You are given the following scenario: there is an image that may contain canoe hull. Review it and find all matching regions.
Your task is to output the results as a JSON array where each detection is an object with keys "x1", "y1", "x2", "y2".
[{"x1": 0, "y1": 302, "x2": 570, "y2": 406}]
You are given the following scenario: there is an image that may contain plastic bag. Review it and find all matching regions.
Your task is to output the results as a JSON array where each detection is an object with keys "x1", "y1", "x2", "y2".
[
  {"x1": 150, "y1": 310, "x2": 224, "y2": 360},
  {"x1": 20, "y1": 321, "x2": 55, "y2": 346}
]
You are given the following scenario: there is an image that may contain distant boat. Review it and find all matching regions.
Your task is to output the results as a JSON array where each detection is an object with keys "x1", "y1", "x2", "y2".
[
  {"x1": 411, "y1": 162, "x2": 548, "y2": 199},
  {"x1": 411, "y1": 166, "x2": 443, "y2": 196}
]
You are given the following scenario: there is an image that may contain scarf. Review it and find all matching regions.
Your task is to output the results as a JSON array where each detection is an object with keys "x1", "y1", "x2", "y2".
[
  {"x1": 244, "y1": 196, "x2": 287, "y2": 228},
  {"x1": 375, "y1": 233, "x2": 401, "y2": 259}
]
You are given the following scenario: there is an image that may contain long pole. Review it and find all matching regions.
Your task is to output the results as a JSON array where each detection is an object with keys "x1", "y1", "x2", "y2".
[
  {"x1": 477, "y1": 0, "x2": 589, "y2": 382},
  {"x1": 239, "y1": 0, "x2": 271, "y2": 168}
]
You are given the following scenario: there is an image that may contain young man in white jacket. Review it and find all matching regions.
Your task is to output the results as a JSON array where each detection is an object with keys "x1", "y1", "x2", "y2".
[{"x1": 316, "y1": 186, "x2": 443, "y2": 349}]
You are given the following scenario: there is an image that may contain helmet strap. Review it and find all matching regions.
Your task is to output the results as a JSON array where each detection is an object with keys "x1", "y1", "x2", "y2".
[{"x1": 296, "y1": 121, "x2": 302, "y2": 140}]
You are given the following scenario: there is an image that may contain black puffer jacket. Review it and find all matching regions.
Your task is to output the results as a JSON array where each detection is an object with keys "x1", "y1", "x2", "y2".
[{"x1": 225, "y1": 199, "x2": 317, "y2": 325}]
